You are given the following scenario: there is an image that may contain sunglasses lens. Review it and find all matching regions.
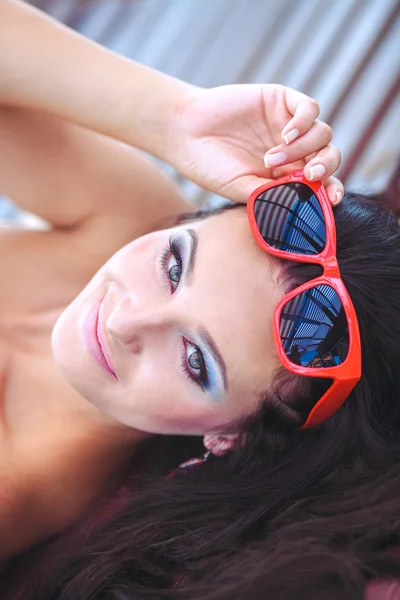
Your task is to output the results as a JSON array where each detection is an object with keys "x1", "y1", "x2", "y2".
[
  {"x1": 254, "y1": 183, "x2": 326, "y2": 255},
  {"x1": 280, "y1": 285, "x2": 349, "y2": 368}
]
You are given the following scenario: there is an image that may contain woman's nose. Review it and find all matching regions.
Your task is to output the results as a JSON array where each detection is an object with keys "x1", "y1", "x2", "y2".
[{"x1": 106, "y1": 294, "x2": 175, "y2": 353}]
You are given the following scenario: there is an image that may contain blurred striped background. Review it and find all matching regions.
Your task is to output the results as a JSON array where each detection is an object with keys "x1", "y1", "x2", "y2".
[{"x1": 1, "y1": 0, "x2": 400, "y2": 219}]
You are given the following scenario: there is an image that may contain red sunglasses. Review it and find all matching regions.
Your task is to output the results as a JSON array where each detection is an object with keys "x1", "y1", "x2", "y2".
[{"x1": 247, "y1": 170, "x2": 361, "y2": 429}]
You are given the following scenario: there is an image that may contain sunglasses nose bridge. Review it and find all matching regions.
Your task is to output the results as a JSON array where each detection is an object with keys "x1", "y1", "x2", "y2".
[{"x1": 321, "y1": 255, "x2": 340, "y2": 278}]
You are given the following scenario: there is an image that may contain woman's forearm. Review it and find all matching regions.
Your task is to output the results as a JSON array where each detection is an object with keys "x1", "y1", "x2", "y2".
[{"x1": 0, "y1": 0, "x2": 193, "y2": 159}]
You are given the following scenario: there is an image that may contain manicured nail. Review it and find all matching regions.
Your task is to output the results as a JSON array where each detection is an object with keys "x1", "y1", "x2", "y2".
[
  {"x1": 283, "y1": 128, "x2": 299, "y2": 144},
  {"x1": 308, "y1": 164, "x2": 326, "y2": 181},
  {"x1": 264, "y1": 151, "x2": 287, "y2": 168},
  {"x1": 334, "y1": 191, "x2": 342, "y2": 205}
]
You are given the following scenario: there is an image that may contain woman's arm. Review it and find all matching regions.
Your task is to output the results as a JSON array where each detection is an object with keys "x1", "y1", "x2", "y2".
[
  {"x1": 0, "y1": 0, "x2": 343, "y2": 221},
  {"x1": 0, "y1": 106, "x2": 191, "y2": 231},
  {"x1": 0, "y1": 0, "x2": 189, "y2": 161},
  {"x1": 0, "y1": 0, "x2": 194, "y2": 231}
]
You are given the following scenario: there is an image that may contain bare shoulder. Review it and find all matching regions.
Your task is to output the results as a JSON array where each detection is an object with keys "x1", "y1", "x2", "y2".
[
  {"x1": 0, "y1": 224, "x2": 90, "y2": 314},
  {"x1": 0, "y1": 216, "x2": 160, "y2": 314}
]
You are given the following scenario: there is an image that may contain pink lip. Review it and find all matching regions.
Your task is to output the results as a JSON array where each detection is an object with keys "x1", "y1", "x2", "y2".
[{"x1": 83, "y1": 298, "x2": 117, "y2": 380}]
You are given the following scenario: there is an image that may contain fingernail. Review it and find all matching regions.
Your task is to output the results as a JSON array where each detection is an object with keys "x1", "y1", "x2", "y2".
[
  {"x1": 283, "y1": 128, "x2": 299, "y2": 144},
  {"x1": 264, "y1": 151, "x2": 287, "y2": 168},
  {"x1": 308, "y1": 164, "x2": 326, "y2": 181},
  {"x1": 334, "y1": 191, "x2": 342, "y2": 205}
]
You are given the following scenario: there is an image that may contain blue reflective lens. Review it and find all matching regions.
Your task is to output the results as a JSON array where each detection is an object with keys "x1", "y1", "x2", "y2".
[
  {"x1": 254, "y1": 183, "x2": 326, "y2": 255},
  {"x1": 280, "y1": 285, "x2": 349, "y2": 368}
]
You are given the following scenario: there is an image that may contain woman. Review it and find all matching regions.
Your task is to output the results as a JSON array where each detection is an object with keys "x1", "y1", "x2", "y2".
[
  {"x1": 8, "y1": 186, "x2": 400, "y2": 600},
  {"x1": 15, "y1": 188, "x2": 400, "y2": 600},
  {"x1": 2, "y1": 3, "x2": 400, "y2": 599},
  {"x1": 0, "y1": 0, "x2": 343, "y2": 565}
]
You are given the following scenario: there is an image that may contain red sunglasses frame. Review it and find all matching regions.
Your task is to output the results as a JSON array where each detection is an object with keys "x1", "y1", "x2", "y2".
[{"x1": 247, "y1": 170, "x2": 361, "y2": 428}]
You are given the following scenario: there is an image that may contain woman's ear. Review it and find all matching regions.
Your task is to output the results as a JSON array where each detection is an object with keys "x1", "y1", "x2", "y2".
[{"x1": 203, "y1": 433, "x2": 239, "y2": 456}]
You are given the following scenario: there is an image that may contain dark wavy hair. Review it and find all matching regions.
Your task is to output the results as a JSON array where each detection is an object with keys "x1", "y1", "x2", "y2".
[{"x1": 13, "y1": 188, "x2": 400, "y2": 600}]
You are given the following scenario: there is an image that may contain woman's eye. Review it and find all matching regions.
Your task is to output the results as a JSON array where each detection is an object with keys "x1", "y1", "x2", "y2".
[
  {"x1": 167, "y1": 255, "x2": 182, "y2": 287},
  {"x1": 182, "y1": 338, "x2": 209, "y2": 391},
  {"x1": 159, "y1": 236, "x2": 183, "y2": 293}
]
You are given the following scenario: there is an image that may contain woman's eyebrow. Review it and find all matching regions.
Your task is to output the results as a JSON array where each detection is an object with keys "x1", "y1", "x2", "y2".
[
  {"x1": 184, "y1": 228, "x2": 228, "y2": 392},
  {"x1": 186, "y1": 228, "x2": 198, "y2": 279}
]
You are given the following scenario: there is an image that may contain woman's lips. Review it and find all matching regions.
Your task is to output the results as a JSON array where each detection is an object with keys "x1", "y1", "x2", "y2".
[
  {"x1": 97, "y1": 298, "x2": 118, "y2": 379},
  {"x1": 83, "y1": 298, "x2": 117, "y2": 380}
]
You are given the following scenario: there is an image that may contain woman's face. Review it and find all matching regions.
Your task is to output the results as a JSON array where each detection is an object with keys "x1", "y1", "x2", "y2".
[{"x1": 52, "y1": 209, "x2": 284, "y2": 436}]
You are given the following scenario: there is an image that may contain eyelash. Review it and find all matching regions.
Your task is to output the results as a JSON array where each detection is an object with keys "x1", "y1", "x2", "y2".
[
  {"x1": 159, "y1": 236, "x2": 182, "y2": 294},
  {"x1": 159, "y1": 236, "x2": 209, "y2": 391},
  {"x1": 181, "y1": 337, "x2": 209, "y2": 392}
]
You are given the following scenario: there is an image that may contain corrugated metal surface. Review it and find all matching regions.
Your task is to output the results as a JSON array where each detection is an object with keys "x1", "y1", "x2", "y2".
[{"x1": 6, "y1": 0, "x2": 400, "y2": 212}]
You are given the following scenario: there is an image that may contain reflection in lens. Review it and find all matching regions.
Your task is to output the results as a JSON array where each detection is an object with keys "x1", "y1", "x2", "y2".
[
  {"x1": 254, "y1": 183, "x2": 326, "y2": 255},
  {"x1": 280, "y1": 285, "x2": 349, "y2": 368}
]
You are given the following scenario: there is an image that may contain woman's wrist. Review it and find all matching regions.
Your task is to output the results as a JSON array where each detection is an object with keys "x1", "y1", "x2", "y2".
[
  {"x1": 118, "y1": 64, "x2": 198, "y2": 162},
  {"x1": 0, "y1": 0, "x2": 195, "y2": 160}
]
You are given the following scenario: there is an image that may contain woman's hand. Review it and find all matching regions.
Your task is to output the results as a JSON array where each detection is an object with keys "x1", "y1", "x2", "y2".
[{"x1": 169, "y1": 84, "x2": 343, "y2": 205}]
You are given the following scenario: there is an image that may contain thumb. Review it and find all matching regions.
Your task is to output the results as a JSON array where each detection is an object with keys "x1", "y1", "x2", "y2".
[{"x1": 220, "y1": 174, "x2": 273, "y2": 204}]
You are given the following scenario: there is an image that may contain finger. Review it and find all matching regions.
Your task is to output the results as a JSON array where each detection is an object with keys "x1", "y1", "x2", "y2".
[
  {"x1": 303, "y1": 144, "x2": 341, "y2": 181},
  {"x1": 265, "y1": 121, "x2": 334, "y2": 170},
  {"x1": 322, "y1": 176, "x2": 344, "y2": 206},
  {"x1": 281, "y1": 89, "x2": 320, "y2": 144},
  {"x1": 276, "y1": 145, "x2": 342, "y2": 193}
]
